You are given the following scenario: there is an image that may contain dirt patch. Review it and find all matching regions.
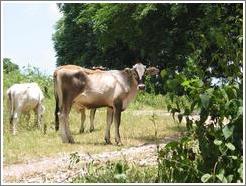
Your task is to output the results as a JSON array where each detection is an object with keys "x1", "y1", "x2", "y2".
[{"x1": 3, "y1": 134, "x2": 180, "y2": 183}]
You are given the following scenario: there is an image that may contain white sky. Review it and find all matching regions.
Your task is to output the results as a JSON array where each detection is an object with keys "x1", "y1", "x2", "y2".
[{"x1": 2, "y1": 2, "x2": 62, "y2": 75}]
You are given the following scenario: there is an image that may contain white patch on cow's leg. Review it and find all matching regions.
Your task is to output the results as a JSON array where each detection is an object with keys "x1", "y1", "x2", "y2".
[
  {"x1": 89, "y1": 109, "x2": 96, "y2": 132},
  {"x1": 105, "y1": 107, "x2": 113, "y2": 144},
  {"x1": 79, "y1": 109, "x2": 86, "y2": 133},
  {"x1": 114, "y1": 108, "x2": 122, "y2": 145}
]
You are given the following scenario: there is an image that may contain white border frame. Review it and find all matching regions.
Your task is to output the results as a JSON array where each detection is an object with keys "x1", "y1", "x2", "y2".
[{"x1": 1, "y1": 1, "x2": 245, "y2": 185}]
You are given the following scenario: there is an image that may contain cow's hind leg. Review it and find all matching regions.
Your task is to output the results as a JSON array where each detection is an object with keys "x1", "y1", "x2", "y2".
[
  {"x1": 59, "y1": 110, "x2": 75, "y2": 143},
  {"x1": 34, "y1": 104, "x2": 44, "y2": 129},
  {"x1": 10, "y1": 112, "x2": 19, "y2": 135},
  {"x1": 55, "y1": 94, "x2": 59, "y2": 131},
  {"x1": 59, "y1": 100, "x2": 75, "y2": 143},
  {"x1": 89, "y1": 109, "x2": 96, "y2": 132},
  {"x1": 79, "y1": 108, "x2": 86, "y2": 133},
  {"x1": 105, "y1": 107, "x2": 113, "y2": 144}
]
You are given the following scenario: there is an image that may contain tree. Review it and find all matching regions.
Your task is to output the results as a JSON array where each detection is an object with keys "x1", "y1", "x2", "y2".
[{"x1": 3, "y1": 58, "x2": 19, "y2": 73}]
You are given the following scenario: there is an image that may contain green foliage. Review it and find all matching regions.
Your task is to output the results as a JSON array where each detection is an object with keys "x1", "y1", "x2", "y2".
[
  {"x1": 72, "y1": 160, "x2": 157, "y2": 183},
  {"x1": 53, "y1": 4, "x2": 242, "y2": 75},
  {"x1": 155, "y1": 3, "x2": 243, "y2": 183},
  {"x1": 3, "y1": 58, "x2": 19, "y2": 73},
  {"x1": 158, "y1": 135, "x2": 202, "y2": 182},
  {"x1": 160, "y1": 74, "x2": 243, "y2": 182}
]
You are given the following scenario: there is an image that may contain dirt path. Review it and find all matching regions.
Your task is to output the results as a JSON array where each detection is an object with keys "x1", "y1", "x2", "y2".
[{"x1": 3, "y1": 134, "x2": 180, "y2": 183}]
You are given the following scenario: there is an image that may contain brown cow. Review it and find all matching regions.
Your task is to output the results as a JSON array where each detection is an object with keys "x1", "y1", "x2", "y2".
[
  {"x1": 54, "y1": 66, "x2": 106, "y2": 133},
  {"x1": 53, "y1": 63, "x2": 159, "y2": 144}
]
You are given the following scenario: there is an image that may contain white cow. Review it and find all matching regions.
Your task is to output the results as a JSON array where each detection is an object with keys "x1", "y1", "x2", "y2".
[{"x1": 6, "y1": 83, "x2": 45, "y2": 134}]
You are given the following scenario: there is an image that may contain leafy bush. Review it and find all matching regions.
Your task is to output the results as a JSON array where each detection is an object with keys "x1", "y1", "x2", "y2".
[{"x1": 158, "y1": 52, "x2": 243, "y2": 183}]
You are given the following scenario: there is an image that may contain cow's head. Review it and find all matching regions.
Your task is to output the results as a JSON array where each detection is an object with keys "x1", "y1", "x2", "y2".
[{"x1": 132, "y1": 63, "x2": 159, "y2": 90}]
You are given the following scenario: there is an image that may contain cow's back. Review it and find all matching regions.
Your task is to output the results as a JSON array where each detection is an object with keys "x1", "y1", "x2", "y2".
[
  {"x1": 73, "y1": 70, "x2": 137, "y2": 109},
  {"x1": 7, "y1": 83, "x2": 44, "y2": 112}
]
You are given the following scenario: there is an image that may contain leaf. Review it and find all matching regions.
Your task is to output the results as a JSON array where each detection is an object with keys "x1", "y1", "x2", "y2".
[
  {"x1": 214, "y1": 139, "x2": 222, "y2": 146},
  {"x1": 165, "y1": 141, "x2": 179, "y2": 149},
  {"x1": 227, "y1": 175, "x2": 233, "y2": 183},
  {"x1": 199, "y1": 93, "x2": 210, "y2": 109},
  {"x1": 228, "y1": 155, "x2": 237, "y2": 160},
  {"x1": 226, "y1": 143, "x2": 235, "y2": 151},
  {"x1": 222, "y1": 125, "x2": 234, "y2": 139},
  {"x1": 201, "y1": 173, "x2": 212, "y2": 183},
  {"x1": 216, "y1": 172, "x2": 227, "y2": 183},
  {"x1": 238, "y1": 162, "x2": 243, "y2": 179}
]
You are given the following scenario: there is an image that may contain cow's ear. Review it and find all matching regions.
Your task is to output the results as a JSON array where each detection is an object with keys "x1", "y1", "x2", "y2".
[{"x1": 145, "y1": 67, "x2": 159, "y2": 76}]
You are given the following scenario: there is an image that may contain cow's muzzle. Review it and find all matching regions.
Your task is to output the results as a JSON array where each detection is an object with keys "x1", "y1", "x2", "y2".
[{"x1": 138, "y1": 84, "x2": 146, "y2": 91}]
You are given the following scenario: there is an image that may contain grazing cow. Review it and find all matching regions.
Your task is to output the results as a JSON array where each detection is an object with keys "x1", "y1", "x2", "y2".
[
  {"x1": 54, "y1": 66, "x2": 107, "y2": 133},
  {"x1": 53, "y1": 62, "x2": 159, "y2": 144},
  {"x1": 6, "y1": 83, "x2": 45, "y2": 135}
]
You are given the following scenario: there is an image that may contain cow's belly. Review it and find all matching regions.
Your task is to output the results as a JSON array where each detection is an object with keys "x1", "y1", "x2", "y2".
[{"x1": 73, "y1": 91, "x2": 113, "y2": 109}]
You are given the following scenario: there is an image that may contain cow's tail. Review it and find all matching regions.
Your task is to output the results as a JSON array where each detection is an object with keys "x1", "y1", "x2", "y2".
[
  {"x1": 53, "y1": 72, "x2": 60, "y2": 131},
  {"x1": 6, "y1": 89, "x2": 14, "y2": 124}
]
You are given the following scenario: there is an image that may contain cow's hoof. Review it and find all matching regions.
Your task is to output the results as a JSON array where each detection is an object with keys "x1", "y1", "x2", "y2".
[
  {"x1": 89, "y1": 128, "x2": 94, "y2": 133},
  {"x1": 104, "y1": 139, "x2": 112, "y2": 145},
  {"x1": 79, "y1": 128, "x2": 84, "y2": 134},
  {"x1": 115, "y1": 140, "x2": 123, "y2": 146}
]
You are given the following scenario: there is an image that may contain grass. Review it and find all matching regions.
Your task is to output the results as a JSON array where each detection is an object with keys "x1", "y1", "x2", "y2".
[
  {"x1": 3, "y1": 92, "x2": 185, "y2": 165},
  {"x1": 72, "y1": 160, "x2": 158, "y2": 183}
]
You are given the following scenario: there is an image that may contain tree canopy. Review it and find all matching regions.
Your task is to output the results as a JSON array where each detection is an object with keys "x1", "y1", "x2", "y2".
[{"x1": 53, "y1": 3, "x2": 243, "y2": 77}]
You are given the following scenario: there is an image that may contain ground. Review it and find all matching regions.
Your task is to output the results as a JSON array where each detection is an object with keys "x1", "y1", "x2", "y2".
[{"x1": 3, "y1": 133, "x2": 180, "y2": 183}]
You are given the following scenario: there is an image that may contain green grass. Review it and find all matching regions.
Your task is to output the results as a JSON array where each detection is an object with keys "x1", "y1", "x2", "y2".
[{"x1": 72, "y1": 160, "x2": 158, "y2": 183}]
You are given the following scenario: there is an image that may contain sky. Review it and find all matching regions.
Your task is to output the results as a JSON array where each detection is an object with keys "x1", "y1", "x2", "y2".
[{"x1": 2, "y1": 2, "x2": 62, "y2": 75}]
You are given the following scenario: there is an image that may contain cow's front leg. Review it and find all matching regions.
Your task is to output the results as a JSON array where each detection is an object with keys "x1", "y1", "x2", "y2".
[
  {"x1": 114, "y1": 100, "x2": 123, "y2": 145},
  {"x1": 105, "y1": 107, "x2": 113, "y2": 144},
  {"x1": 79, "y1": 109, "x2": 86, "y2": 133},
  {"x1": 89, "y1": 109, "x2": 96, "y2": 132}
]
